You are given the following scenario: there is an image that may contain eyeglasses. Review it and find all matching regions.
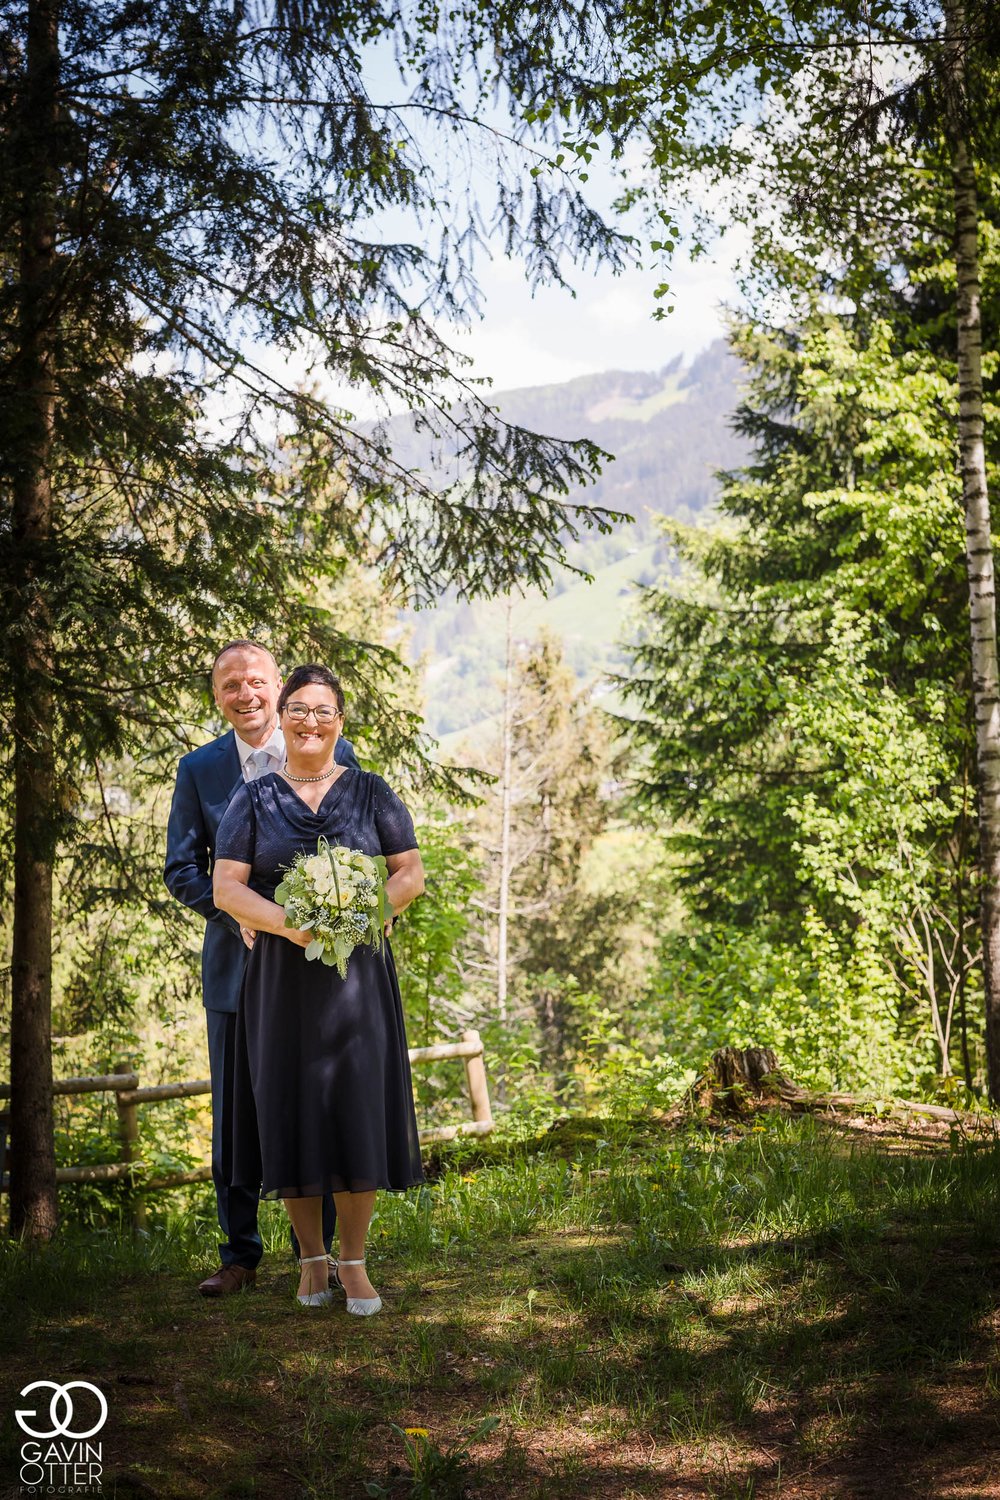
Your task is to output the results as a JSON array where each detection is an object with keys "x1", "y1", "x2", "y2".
[{"x1": 283, "y1": 703, "x2": 342, "y2": 723}]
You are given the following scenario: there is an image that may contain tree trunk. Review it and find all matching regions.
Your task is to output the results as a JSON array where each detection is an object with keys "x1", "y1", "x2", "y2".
[
  {"x1": 9, "y1": 0, "x2": 61, "y2": 1239},
  {"x1": 496, "y1": 599, "x2": 514, "y2": 1024},
  {"x1": 956, "y1": 753, "x2": 974, "y2": 1091},
  {"x1": 942, "y1": 0, "x2": 1000, "y2": 1103}
]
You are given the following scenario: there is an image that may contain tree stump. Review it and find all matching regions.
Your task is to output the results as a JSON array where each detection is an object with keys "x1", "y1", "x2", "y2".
[
  {"x1": 686, "y1": 1044, "x2": 803, "y2": 1116},
  {"x1": 710, "y1": 1046, "x2": 780, "y2": 1092},
  {"x1": 681, "y1": 1044, "x2": 997, "y2": 1130}
]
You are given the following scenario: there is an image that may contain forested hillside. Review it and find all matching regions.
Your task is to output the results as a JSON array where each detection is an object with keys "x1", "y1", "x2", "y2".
[{"x1": 404, "y1": 340, "x2": 745, "y2": 741}]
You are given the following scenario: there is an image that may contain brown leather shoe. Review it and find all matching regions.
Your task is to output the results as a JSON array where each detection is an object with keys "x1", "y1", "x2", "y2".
[{"x1": 198, "y1": 1264, "x2": 257, "y2": 1297}]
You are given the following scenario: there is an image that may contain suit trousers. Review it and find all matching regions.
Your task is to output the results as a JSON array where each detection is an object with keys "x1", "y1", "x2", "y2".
[{"x1": 206, "y1": 1007, "x2": 335, "y2": 1266}]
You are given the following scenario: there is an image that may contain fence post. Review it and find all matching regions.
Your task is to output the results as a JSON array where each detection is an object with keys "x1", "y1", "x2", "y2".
[
  {"x1": 461, "y1": 1030, "x2": 493, "y2": 1129},
  {"x1": 114, "y1": 1059, "x2": 146, "y2": 1232}
]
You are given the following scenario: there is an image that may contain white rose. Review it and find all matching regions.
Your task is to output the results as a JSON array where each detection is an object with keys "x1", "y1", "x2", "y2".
[{"x1": 304, "y1": 854, "x2": 328, "y2": 881}]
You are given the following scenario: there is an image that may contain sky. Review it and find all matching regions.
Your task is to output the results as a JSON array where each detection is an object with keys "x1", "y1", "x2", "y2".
[
  {"x1": 282, "y1": 181, "x2": 745, "y2": 424},
  {"x1": 450, "y1": 239, "x2": 743, "y2": 393},
  {"x1": 231, "y1": 166, "x2": 747, "y2": 433},
  {"x1": 351, "y1": 40, "x2": 746, "y2": 402},
  {"x1": 238, "y1": 50, "x2": 749, "y2": 428}
]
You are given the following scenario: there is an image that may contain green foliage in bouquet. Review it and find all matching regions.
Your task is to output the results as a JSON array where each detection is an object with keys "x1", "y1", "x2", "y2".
[{"x1": 274, "y1": 838, "x2": 391, "y2": 979}]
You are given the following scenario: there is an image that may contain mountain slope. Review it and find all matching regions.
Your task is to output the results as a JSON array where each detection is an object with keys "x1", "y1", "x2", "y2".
[{"x1": 404, "y1": 341, "x2": 746, "y2": 745}]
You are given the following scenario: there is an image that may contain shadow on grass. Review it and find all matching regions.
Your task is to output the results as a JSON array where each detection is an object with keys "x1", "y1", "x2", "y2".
[
  {"x1": 528, "y1": 1217, "x2": 1000, "y2": 1497},
  {"x1": 3, "y1": 1124, "x2": 1000, "y2": 1498}
]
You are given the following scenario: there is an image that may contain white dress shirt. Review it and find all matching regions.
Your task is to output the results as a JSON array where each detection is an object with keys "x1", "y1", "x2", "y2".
[{"x1": 235, "y1": 720, "x2": 285, "y2": 782}]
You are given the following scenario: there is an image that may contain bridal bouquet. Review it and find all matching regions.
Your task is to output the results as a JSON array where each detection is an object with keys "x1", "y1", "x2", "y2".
[{"x1": 274, "y1": 838, "x2": 392, "y2": 978}]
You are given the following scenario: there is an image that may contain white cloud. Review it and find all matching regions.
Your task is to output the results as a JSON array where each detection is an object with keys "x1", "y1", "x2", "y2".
[
  {"x1": 454, "y1": 319, "x2": 597, "y2": 390},
  {"x1": 454, "y1": 246, "x2": 740, "y2": 393}
]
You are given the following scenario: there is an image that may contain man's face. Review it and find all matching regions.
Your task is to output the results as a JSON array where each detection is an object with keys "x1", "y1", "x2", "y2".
[{"x1": 212, "y1": 649, "x2": 281, "y2": 742}]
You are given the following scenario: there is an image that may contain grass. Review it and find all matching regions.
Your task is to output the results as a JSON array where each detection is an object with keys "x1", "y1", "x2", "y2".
[{"x1": 3, "y1": 1112, "x2": 1000, "y2": 1498}]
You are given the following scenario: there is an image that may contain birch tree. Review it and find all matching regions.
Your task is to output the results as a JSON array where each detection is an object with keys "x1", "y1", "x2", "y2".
[{"x1": 940, "y1": 0, "x2": 1000, "y2": 1086}]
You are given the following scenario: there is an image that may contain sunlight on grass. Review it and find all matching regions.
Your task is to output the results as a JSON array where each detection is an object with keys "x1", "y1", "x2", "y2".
[{"x1": 4, "y1": 1114, "x2": 1000, "y2": 1497}]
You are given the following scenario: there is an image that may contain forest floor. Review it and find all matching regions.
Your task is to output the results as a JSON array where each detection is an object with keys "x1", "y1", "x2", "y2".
[{"x1": 3, "y1": 1110, "x2": 1000, "y2": 1500}]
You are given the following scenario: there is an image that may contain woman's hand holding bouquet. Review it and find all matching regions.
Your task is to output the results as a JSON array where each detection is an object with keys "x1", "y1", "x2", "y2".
[{"x1": 274, "y1": 837, "x2": 392, "y2": 977}]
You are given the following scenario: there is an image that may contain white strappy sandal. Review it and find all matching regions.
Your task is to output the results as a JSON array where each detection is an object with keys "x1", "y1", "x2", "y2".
[
  {"x1": 296, "y1": 1253, "x2": 335, "y2": 1308},
  {"x1": 331, "y1": 1257, "x2": 382, "y2": 1317}
]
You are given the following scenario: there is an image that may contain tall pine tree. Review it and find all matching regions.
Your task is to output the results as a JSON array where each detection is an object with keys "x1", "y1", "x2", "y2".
[{"x1": 0, "y1": 0, "x2": 633, "y2": 1237}]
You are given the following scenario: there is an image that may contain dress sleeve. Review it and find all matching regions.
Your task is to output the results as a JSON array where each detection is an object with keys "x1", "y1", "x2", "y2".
[
  {"x1": 215, "y1": 784, "x2": 257, "y2": 864},
  {"x1": 372, "y1": 775, "x2": 419, "y2": 855}
]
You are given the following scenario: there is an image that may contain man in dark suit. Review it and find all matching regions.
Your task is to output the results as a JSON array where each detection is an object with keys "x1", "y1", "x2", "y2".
[{"x1": 165, "y1": 640, "x2": 360, "y2": 1295}]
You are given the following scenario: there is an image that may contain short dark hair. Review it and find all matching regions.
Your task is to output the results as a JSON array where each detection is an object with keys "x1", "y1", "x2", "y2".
[
  {"x1": 278, "y1": 664, "x2": 345, "y2": 717},
  {"x1": 212, "y1": 639, "x2": 278, "y2": 679}
]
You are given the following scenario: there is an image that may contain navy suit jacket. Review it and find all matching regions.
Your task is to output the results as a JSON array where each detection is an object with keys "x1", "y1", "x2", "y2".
[{"x1": 164, "y1": 729, "x2": 361, "y2": 1013}]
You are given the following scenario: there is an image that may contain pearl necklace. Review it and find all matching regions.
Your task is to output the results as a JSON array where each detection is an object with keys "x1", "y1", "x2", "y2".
[{"x1": 282, "y1": 762, "x2": 338, "y2": 783}]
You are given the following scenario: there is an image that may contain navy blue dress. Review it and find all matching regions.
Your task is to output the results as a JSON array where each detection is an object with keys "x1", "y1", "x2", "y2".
[{"x1": 215, "y1": 769, "x2": 424, "y2": 1199}]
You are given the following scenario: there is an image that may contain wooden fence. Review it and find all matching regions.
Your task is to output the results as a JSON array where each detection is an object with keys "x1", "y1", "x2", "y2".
[{"x1": 0, "y1": 1029, "x2": 493, "y2": 1227}]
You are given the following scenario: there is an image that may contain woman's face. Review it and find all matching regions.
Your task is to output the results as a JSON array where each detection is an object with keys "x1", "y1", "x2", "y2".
[{"x1": 280, "y1": 681, "x2": 343, "y2": 763}]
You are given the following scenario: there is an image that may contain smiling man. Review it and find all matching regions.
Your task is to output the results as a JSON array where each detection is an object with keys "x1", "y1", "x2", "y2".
[{"x1": 165, "y1": 640, "x2": 360, "y2": 1295}]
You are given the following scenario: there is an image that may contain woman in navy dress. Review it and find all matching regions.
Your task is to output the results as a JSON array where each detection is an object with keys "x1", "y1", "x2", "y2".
[{"x1": 213, "y1": 664, "x2": 425, "y2": 1314}]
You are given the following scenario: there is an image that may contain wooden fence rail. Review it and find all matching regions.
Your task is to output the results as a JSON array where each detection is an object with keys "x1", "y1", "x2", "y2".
[{"x1": 0, "y1": 1029, "x2": 493, "y2": 1225}]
